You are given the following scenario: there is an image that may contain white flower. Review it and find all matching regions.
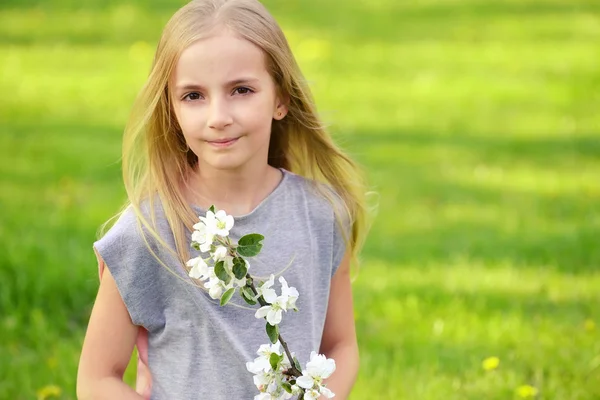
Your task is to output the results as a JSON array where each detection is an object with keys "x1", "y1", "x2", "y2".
[
  {"x1": 255, "y1": 300, "x2": 286, "y2": 325},
  {"x1": 204, "y1": 268, "x2": 233, "y2": 299},
  {"x1": 254, "y1": 276, "x2": 299, "y2": 325},
  {"x1": 252, "y1": 371, "x2": 273, "y2": 390},
  {"x1": 186, "y1": 256, "x2": 209, "y2": 280},
  {"x1": 247, "y1": 356, "x2": 272, "y2": 375},
  {"x1": 305, "y1": 352, "x2": 336, "y2": 380},
  {"x1": 278, "y1": 277, "x2": 299, "y2": 311},
  {"x1": 192, "y1": 221, "x2": 214, "y2": 253},
  {"x1": 296, "y1": 352, "x2": 336, "y2": 394},
  {"x1": 200, "y1": 209, "x2": 234, "y2": 237},
  {"x1": 212, "y1": 245, "x2": 228, "y2": 261},
  {"x1": 247, "y1": 343, "x2": 297, "y2": 399},
  {"x1": 246, "y1": 343, "x2": 284, "y2": 375},
  {"x1": 258, "y1": 275, "x2": 277, "y2": 303},
  {"x1": 257, "y1": 342, "x2": 282, "y2": 358},
  {"x1": 304, "y1": 388, "x2": 334, "y2": 400}
]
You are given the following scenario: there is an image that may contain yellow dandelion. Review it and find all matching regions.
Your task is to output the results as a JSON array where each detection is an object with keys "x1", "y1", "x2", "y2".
[
  {"x1": 516, "y1": 384, "x2": 538, "y2": 398},
  {"x1": 584, "y1": 319, "x2": 595, "y2": 332},
  {"x1": 37, "y1": 384, "x2": 62, "y2": 400},
  {"x1": 482, "y1": 356, "x2": 500, "y2": 371}
]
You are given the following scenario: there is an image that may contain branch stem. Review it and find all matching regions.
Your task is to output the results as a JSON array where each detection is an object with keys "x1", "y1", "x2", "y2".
[{"x1": 246, "y1": 274, "x2": 302, "y2": 378}]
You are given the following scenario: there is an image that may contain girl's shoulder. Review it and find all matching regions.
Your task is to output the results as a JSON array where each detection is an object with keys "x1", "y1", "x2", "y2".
[
  {"x1": 281, "y1": 169, "x2": 346, "y2": 217},
  {"x1": 93, "y1": 198, "x2": 173, "y2": 264},
  {"x1": 93, "y1": 200, "x2": 171, "y2": 327}
]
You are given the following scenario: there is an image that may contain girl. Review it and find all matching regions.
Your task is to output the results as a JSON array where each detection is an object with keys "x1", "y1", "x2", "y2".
[{"x1": 77, "y1": 0, "x2": 369, "y2": 399}]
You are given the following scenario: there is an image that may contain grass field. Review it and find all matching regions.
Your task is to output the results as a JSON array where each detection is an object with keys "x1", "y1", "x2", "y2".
[{"x1": 1, "y1": 0, "x2": 599, "y2": 399}]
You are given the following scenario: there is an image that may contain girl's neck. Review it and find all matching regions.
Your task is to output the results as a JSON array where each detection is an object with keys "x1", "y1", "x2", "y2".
[{"x1": 185, "y1": 162, "x2": 283, "y2": 217}]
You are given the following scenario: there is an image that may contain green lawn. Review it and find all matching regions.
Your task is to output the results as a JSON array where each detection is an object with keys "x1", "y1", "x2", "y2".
[{"x1": 1, "y1": 0, "x2": 599, "y2": 399}]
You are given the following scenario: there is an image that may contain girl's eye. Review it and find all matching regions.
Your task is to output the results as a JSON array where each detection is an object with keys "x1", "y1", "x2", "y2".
[
  {"x1": 233, "y1": 87, "x2": 253, "y2": 95},
  {"x1": 183, "y1": 92, "x2": 202, "y2": 101}
]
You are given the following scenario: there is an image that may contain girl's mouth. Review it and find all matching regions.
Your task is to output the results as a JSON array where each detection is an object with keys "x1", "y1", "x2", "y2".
[{"x1": 207, "y1": 137, "x2": 239, "y2": 147}]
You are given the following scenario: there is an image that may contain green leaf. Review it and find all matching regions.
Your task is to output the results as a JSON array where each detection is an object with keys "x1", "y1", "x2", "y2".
[
  {"x1": 282, "y1": 382, "x2": 293, "y2": 394},
  {"x1": 266, "y1": 323, "x2": 279, "y2": 344},
  {"x1": 269, "y1": 352, "x2": 283, "y2": 371},
  {"x1": 220, "y1": 287, "x2": 235, "y2": 306},
  {"x1": 214, "y1": 261, "x2": 230, "y2": 284},
  {"x1": 208, "y1": 205, "x2": 216, "y2": 213},
  {"x1": 232, "y1": 257, "x2": 248, "y2": 279},
  {"x1": 240, "y1": 286, "x2": 257, "y2": 305},
  {"x1": 293, "y1": 356, "x2": 302, "y2": 372},
  {"x1": 237, "y1": 233, "x2": 264, "y2": 257},
  {"x1": 191, "y1": 242, "x2": 200, "y2": 251}
]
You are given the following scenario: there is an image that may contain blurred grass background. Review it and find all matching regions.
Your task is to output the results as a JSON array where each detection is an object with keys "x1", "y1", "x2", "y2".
[{"x1": 1, "y1": 0, "x2": 599, "y2": 399}]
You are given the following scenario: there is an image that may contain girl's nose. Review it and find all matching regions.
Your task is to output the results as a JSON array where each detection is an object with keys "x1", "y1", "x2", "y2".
[{"x1": 207, "y1": 99, "x2": 233, "y2": 130}]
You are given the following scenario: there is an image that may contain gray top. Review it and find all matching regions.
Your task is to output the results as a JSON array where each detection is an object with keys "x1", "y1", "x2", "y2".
[{"x1": 93, "y1": 169, "x2": 347, "y2": 399}]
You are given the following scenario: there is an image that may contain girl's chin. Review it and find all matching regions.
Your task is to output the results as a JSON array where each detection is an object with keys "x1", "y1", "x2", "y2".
[{"x1": 200, "y1": 155, "x2": 247, "y2": 171}]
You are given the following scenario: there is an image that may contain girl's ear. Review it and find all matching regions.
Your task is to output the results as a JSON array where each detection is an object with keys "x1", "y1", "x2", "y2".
[{"x1": 273, "y1": 93, "x2": 290, "y2": 120}]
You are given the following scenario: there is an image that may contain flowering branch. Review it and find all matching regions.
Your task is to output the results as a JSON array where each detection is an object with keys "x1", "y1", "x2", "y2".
[
  {"x1": 187, "y1": 207, "x2": 335, "y2": 400},
  {"x1": 245, "y1": 275, "x2": 302, "y2": 378}
]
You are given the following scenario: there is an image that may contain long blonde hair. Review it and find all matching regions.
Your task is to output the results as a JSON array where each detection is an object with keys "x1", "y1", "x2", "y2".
[{"x1": 102, "y1": 0, "x2": 371, "y2": 271}]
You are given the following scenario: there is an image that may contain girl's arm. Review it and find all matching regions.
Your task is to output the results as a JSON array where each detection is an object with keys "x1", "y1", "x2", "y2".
[
  {"x1": 77, "y1": 265, "x2": 143, "y2": 400},
  {"x1": 319, "y1": 252, "x2": 360, "y2": 399}
]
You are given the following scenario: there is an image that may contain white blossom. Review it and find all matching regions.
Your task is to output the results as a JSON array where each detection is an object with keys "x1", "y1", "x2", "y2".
[
  {"x1": 201, "y1": 209, "x2": 234, "y2": 237},
  {"x1": 255, "y1": 301, "x2": 285, "y2": 325},
  {"x1": 257, "y1": 342, "x2": 283, "y2": 358},
  {"x1": 305, "y1": 351, "x2": 336, "y2": 381},
  {"x1": 278, "y1": 277, "x2": 299, "y2": 311},
  {"x1": 254, "y1": 276, "x2": 299, "y2": 325},
  {"x1": 212, "y1": 245, "x2": 228, "y2": 261},
  {"x1": 257, "y1": 275, "x2": 277, "y2": 302},
  {"x1": 296, "y1": 352, "x2": 336, "y2": 397},
  {"x1": 247, "y1": 356, "x2": 272, "y2": 375},
  {"x1": 204, "y1": 268, "x2": 232, "y2": 299},
  {"x1": 304, "y1": 388, "x2": 334, "y2": 400},
  {"x1": 192, "y1": 221, "x2": 214, "y2": 253},
  {"x1": 186, "y1": 256, "x2": 209, "y2": 280}
]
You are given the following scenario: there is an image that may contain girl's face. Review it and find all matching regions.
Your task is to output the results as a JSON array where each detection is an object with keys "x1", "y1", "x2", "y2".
[{"x1": 170, "y1": 29, "x2": 287, "y2": 173}]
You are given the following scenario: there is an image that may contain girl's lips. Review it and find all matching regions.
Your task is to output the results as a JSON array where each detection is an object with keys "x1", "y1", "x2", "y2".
[{"x1": 207, "y1": 137, "x2": 239, "y2": 147}]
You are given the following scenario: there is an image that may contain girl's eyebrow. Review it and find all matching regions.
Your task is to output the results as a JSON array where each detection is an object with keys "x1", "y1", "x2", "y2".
[{"x1": 175, "y1": 77, "x2": 260, "y2": 92}]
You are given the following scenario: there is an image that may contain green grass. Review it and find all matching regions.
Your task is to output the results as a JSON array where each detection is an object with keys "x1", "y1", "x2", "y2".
[{"x1": 1, "y1": 0, "x2": 599, "y2": 399}]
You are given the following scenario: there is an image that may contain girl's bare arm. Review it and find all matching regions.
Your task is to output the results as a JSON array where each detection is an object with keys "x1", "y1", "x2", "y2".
[
  {"x1": 77, "y1": 265, "x2": 143, "y2": 400},
  {"x1": 319, "y1": 252, "x2": 360, "y2": 399}
]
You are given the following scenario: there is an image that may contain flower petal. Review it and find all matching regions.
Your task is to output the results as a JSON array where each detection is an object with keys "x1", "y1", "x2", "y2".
[
  {"x1": 262, "y1": 288, "x2": 277, "y2": 304},
  {"x1": 267, "y1": 309, "x2": 282, "y2": 325},
  {"x1": 215, "y1": 210, "x2": 227, "y2": 220},
  {"x1": 304, "y1": 389, "x2": 320, "y2": 400},
  {"x1": 296, "y1": 375, "x2": 314, "y2": 389},
  {"x1": 306, "y1": 353, "x2": 336, "y2": 379},
  {"x1": 225, "y1": 215, "x2": 234, "y2": 230},
  {"x1": 320, "y1": 386, "x2": 335, "y2": 398},
  {"x1": 255, "y1": 306, "x2": 271, "y2": 319}
]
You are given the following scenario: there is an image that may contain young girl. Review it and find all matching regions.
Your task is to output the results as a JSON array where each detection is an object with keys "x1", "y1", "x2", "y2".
[{"x1": 77, "y1": 0, "x2": 369, "y2": 399}]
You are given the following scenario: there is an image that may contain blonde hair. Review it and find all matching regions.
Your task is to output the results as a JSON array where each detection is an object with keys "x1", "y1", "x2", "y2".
[{"x1": 102, "y1": 0, "x2": 371, "y2": 272}]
